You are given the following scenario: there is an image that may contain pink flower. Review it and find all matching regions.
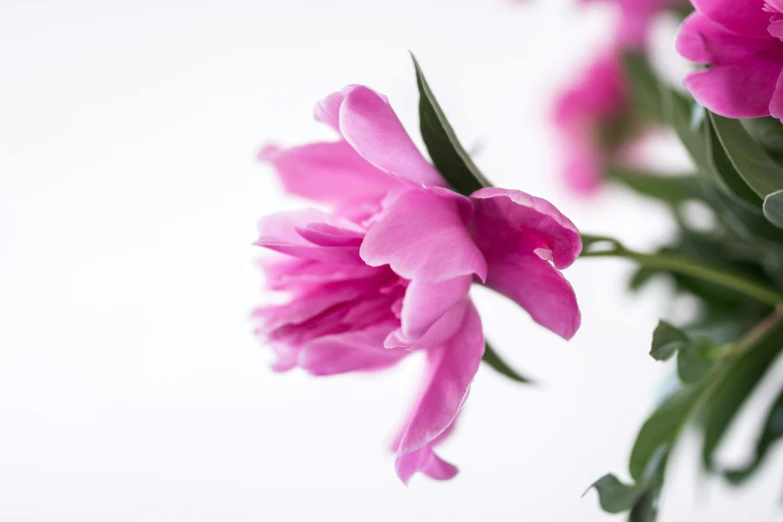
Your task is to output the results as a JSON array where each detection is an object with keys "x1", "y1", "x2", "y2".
[
  {"x1": 255, "y1": 85, "x2": 582, "y2": 483},
  {"x1": 676, "y1": 0, "x2": 783, "y2": 119},
  {"x1": 552, "y1": 52, "x2": 630, "y2": 193}
]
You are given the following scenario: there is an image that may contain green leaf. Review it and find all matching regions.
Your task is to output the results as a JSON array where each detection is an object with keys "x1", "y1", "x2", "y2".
[
  {"x1": 742, "y1": 117, "x2": 783, "y2": 155},
  {"x1": 607, "y1": 167, "x2": 699, "y2": 206},
  {"x1": 763, "y1": 189, "x2": 783, "y2": 229},
  {"x1": 663, "y1": 87, "x2": 713, "y2": 177},
  {"x1": 580, "y1": 234, "x2": 623, "y2": 254},
  {"x1": 700, "y1": 315, "x2": 783, "y2": 471},
  {"x1": 630, "y1": 385, "x2": 702, "y2": 482},
  {"x1": 704, "y1": 115, "x2": 763, "y2": 208},
  {"x1": 650, "y1": 320, "x2": 689, "y2": 361},
  {"x1": 709, "y1": 112, "x2": 783, "y2": 198},
  {"x1": 621, "y1": 52, "x2": 662, "y2": 122},
  {"x1": 482, "y1": 342, "x2": 533, "y2": 384},
  {"x1": 676, "y1": 341, "x2": 715, "y2": 384},
  {"x1": 725, "y1": 385, "x2": 783, "y2": 484},
  {"x1": 587, "y1": 474, "x2": 641, "y2": 514},
  {"x1": 410, "y1": 53, "x2": 490, "y2": 197}
]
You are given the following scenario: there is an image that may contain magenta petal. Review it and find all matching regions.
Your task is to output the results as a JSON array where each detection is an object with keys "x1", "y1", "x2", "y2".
[
  {"x1": 259, "y1": 141, "x2": 400, "y2": 205},
  {"x1": 470, "y1": 188, "x2": 581, "y2": 269},
  {"x1": 486, "y1": 255, "x2": 581, "y2": 340},
  {"x1": 395, "y1": 301, "x2": 484, "y2": 456},
  {"x1": 298, "y1": 323, "x2": 406, "y2": 376},
  {"x1": 683, "y1": 55, "x2": 782, "y2": 118},
  {"x1": 399, "y1": 276, "x2": 472, "y2": 341},
  {"x1": 770, "y1": 71, "x2": 783, "y2": 119},
  {"x1": 313, "y1": 85, "x2": 359, "y2": 133},
  {"x1": 691, "y1": 0, "x2": 770, "y2": 39},
  {"x1": 339, "y1": 86, "x2": 445, "y2": 188},
  {"x1": 360, "y1": 188, "x2": 487, "y2": 282},
  {"x1": 395, "y1": 444, "x2": 458, "y2": 485},
  {"x1": 676, "y1": 13, "x2": 777, "y2": 64}
]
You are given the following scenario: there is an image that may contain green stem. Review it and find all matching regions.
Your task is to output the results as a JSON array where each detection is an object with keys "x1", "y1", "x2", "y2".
[{"x1": 580, "y1": 241, "x2": 783, "y2": 307}]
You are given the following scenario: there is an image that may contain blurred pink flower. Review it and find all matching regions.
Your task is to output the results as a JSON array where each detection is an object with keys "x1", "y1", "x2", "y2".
[
  {"x1": 552, "y1": 52, "x2": 630, "y2": 193},
  {"x1": 676, "y1": 0, "x2": 783, "y2": 119},
  {"x1": 255, "y1": 84, "x2": 582, "y2": 483}
]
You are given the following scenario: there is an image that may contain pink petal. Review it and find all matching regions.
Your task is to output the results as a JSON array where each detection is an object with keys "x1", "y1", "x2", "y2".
[
  {"x1": 394, "y1": 301, "x2": 484, "y2": 456},
  {"x1": 683, "y1": 54, "x2": 782, "y2": 118},
  {"x1": 339, "y1": 86, "x2": 445, "y2": 188},
  {"x1": 485, "y1": 256, "x2": 581, "y2": 340},
  {"x1": 256, "y1": 209, "x2": 363, "y2": 263},
  {"x1": 470, "y1": 188, "x2": 582, "y2": 270},
  {"x1": 691, "y1": 0, "x2": 770, "y2": 39},
  {"x1": 395, "y1": 444, "x2": 458, "y2": 485},
  {"x1": 770, "y1": 70, "x2": 783, "y2": 119},
  {"x1": 398, "y1": 276, "x2": 472, "y2": 341},
  {"x1": 259, "y1": 141, "x2": 400, "y2": 205},
  {"x1": 676, "y1": 13, "x2": 778, "y2": 65},
  {"x1": 384, "y1": 292, "x2": 473, "y2": 350},
  {"x1": 298, "y1": 322, "x2": 406, "y2": 376},
  {"x1": 360, "y1": 188, "x2": 487, "y2": 282}
]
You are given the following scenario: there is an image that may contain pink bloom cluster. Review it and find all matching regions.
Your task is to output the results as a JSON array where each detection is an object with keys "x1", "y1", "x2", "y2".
[
  {"x1": 553, "y1": 0, "x2": 684, "y2": 193},
  {"x1": 553, "y1": 53, "x2": 630, "y2": 194},
  {"x1": 676, "y1": 0, "x2": 783, "y2": 119},
  {"x1": 255, "y1": 85, "x2": 582, "y2": 483}
]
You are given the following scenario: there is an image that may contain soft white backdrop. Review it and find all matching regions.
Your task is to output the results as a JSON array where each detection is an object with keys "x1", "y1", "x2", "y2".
[{"x1": 1, "y1": 0, "x2": 781, "y2": 520}]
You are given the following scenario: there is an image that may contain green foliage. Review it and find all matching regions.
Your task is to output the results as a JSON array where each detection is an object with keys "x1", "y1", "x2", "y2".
[
  {"x1": 482, "y1": 342, "x2": 533, "y2": 385},
  {"x1": 410, "y1": 53, "x2": 490, "y2": 197}
]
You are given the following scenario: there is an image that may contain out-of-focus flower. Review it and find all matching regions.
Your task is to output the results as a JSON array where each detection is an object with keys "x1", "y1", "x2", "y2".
[
  {"x1": 552, "y1": 52, "x2": 631, "y2": 193},
  {"x1": 255, "y1": 84, "x2": 582, "y2": 483},
  {"x1": 676, "y1": 0, "x2": 783, "y2": 119}
]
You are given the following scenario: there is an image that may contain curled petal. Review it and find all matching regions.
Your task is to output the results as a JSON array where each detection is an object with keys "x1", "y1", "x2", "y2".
[
  {"x1": 676, "y1": 13, "x2": 777, "y2": 65},
  {"x1": 395, "y1": 443, "x2": 458, "y2": 485},
  {"x1": 485, "y1": 255, "x2": 581, "y2": 340},
  {"x1": 470, "y1": 188, "x2": 581, "y2": 269},
  {"x1": 340, "y1": 86, "x2": 445, "y2": 187},
  {"x1": 398, "y1": 276, "x2": 472, "y2": 342}
]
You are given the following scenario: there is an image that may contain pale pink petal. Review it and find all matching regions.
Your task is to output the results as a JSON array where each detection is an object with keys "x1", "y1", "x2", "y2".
[
  {"x1": 676, "y1": 13, "x2": 778, "y2": 64},
  {"x1": 395, "y1": 444, "x2": 458, "y2": 485},
  {"x1": 770, "y1": 70, "x2": 783, "y2": 119},
  {"x1": 470, "y1": 188, "x2": 582, "y2": 270},
  {"x1": 683, "y1": 54, "x2": 782, "y2": 118},
  {"x1": 360, "y1": 188, "x2": 487, "y2": 282},
  {"x1": 256, "y1": 209, "x2": 363, "y2": 263},
  {"x1": 486, "y1": 255, "x2": 580, "y2": 340},
  {"x1": 398, "y1": 276, "x2": 472, "y2": 341},
  {"x1": 384, "y1": 294, "x2": 472, "y2": 350},
  {"x1": 394, "y1": 301, "x2": 484, "y2": 456},
  {"x1": 259, "y1": 141, "x2": 399, "y2": 205},
  {"x1": 691, "y1": 0, "x2": 770, "y2": 39},
  {"x1": 339, "y1": 86, "x2": 445, "y2": 188},
  {"x1": 298, "y1": 322, "x2": 406, "y2": 376}
]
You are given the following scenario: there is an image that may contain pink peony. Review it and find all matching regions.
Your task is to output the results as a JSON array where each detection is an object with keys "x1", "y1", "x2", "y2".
[
  {"x1": 255, "y1": 84, "x2": 582, "y2": 483},
  {"x1": 676, "y1": 0, "x2": 783, "y2": 119},
  {"x1": 552, "y1": 52, "x2": 630, "y2": 193}
]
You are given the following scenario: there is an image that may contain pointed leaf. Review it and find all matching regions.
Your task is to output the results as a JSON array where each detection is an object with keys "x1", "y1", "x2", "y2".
[
  {"x1": 650, "y1": 320, "x2": 689, "y2": 361},
  {"x1": 411, "y1": 53, "x2": 490, "y2": 197},
  {"x1": 763, "y1": 189, "x2": 783, "y2": 229},
  {"x1": 587, "y1": 474, "x2": 642, "y2": 514},
  {"x1": 482, "y1": 342, "x2": 533, "y2": 384}
]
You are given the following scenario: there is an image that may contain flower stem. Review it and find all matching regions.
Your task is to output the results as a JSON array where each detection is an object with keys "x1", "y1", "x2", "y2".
[{"x1": 579, "y1": 236, "x2": 783, "y2": 307}]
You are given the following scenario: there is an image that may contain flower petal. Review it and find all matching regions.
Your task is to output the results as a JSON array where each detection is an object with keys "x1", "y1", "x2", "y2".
[
  {"x1": 259, "y1": 141, "x2": 399, "y2": 205},
  {"x1": 683, "y1": 53, "x2": 782, "y2": 118},
  {"x1": 676, "y1": 12, "x2": 778, "y2": 64},
  {"x1": 360, "y1": 188, "x2": 487, "y2": 282},
  {"x1": 485, "y1": 255, "x2": 581, "y2": 340},
  {"x1": 398, "y1": 276, "x2": 472, "y2": 341},
  {"x1": 339, "y1": 86, "x2": 445, "y2": 187},
  {"x1": 298, "y1": 322, "x2": 406, "y2": 376},
  {"x1": 395, "y1": 443, "x2": 458, "y2": 485},
  {"x1": 394, "y1": 301, "x2": 484, "y2": 456},
  {"x1": 770, "y1": 70, "x2": 783, "y2": 119},
  {"x1": 691, "y1": 0, "x2": 770, "y2": 39},
  {"x1": 470, "y1": 188, "x2": 582, "y2": 269}
]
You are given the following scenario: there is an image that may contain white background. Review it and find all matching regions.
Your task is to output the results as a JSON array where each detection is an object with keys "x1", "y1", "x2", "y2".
[{"x1": 1, "y1": 0, "x2": 781, "y2": 520}]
